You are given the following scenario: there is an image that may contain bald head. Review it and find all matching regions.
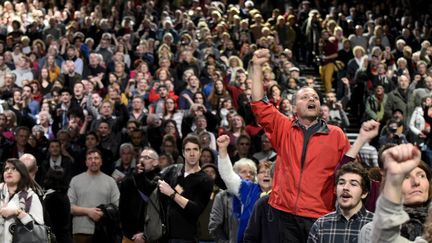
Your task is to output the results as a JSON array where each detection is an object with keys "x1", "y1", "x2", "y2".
[{"x1": 19, "y1": 153, "x2": 38, "y2": 179}]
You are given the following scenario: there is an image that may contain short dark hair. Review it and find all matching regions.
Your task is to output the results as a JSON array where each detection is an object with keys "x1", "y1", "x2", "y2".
[
  {"x1": 335, "y1": 162, "x2": 370, "y2": 193},
  {"x1": 86, "y1": 131, "x2": 100, "y2": 143},
  {"x1": 43, "y1": 169, "x2": 69, "y2": 193},
  {"x1": 182, "y1": 135, "x2": 201, "y2": 151},
  {"x1": 48, "y1": 139, "x2": 61, "y2": 147},
  {"x1": 86, "y1": 148, "x2": 102, "y2": 158},
  {"x1": 236, "y1": 134, "x2": 251, "y2": 146},
  {"x1": 15, "y1": 126, "x2": 30, "y2": 135}
]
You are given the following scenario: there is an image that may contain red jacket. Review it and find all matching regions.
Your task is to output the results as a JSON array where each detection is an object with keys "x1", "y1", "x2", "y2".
[{"x1": 251, "y1": 100, "x2": 350, "y2": 219}]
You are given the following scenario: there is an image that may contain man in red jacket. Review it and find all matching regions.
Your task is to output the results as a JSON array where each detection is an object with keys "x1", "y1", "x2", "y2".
[{"x1": 250, "y1": 49, "x2": 351, "y2": 243}]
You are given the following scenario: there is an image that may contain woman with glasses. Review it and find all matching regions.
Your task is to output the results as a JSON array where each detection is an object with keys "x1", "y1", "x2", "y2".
[{"x1": 0, "y1": 158, "x2": 44, "y2": 243}]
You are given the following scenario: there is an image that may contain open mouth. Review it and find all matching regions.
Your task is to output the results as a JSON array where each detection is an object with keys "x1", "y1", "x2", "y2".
[
  {"x1": 263, "y1": 179, "x2": 271, "y2": 183},
  {"x1": 341, "y1": 193, "x2": 352, "y2": 199},
  {"x1": 307, "y1": 104, "x2": 316, "y2": 109}
]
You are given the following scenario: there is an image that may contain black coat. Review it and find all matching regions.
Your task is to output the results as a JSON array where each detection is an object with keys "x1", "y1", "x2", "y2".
[{"x1": 44, "y1": 190, "x2": 72, "y2": 243}]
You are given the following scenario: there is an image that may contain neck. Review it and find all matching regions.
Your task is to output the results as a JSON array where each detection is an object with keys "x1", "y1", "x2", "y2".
[
  {"x1": 340, "y1": 203, "x2": 363, "y2": 220},
  {"x1": 260, "y1": 185, "x2": 271, "y2": 193},
  {"x1": 7, "y1": 184, "x2": 17, "y2": 194},
  {"x1": 185, "y1": 163, "x2": 200, "y2": 174},
  {"x1": 298, "y1": 117, "x2": 318, "y2": 129},
  {"x1": 51, "y1": 154, "x2": 60, "y2": 160},
  {"x1": 87, "y1": 170, "x2": 100, "y2": 176}
]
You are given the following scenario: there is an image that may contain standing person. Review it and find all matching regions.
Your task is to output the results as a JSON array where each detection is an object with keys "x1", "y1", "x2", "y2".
[
  {"x1": 249, "y1": 49, "x2": 351, "y2": 242},
  {"x1": 361, "y1": 144, "x2": 428, "y2": 242},
  {"x1": 307, "y1": 162, "x2": 374, "y2": 242},
  {"x1": 0, "y1": 159, "x2": 44, "y2": 243},
  {"x1": 43, "y1": 169, "x2": 72, "y2": 243},
  {"x1": 68, "y1": 149, "x2": 120, "y2": 243},
  {"x1": 217, "y1": 135, "x2": 273, "y2": 243},
  {"x1": 157, "y1": 135, "x2": 214, "y2": 242}
]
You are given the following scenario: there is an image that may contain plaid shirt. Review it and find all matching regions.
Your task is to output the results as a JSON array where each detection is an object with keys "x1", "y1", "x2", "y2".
[{"x1": 307, "y1": 207, "x2": 374, "y2": 243}]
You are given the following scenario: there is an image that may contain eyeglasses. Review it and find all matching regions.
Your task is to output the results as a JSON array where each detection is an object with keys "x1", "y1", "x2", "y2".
[
  {"x1": 140, "y1": 155, "x2": 156, "y2": 160},
  {"x1": 4, "y1": 167, "x2": 17, "y2": 172}
]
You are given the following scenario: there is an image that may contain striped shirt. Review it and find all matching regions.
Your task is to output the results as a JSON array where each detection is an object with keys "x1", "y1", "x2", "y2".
[{"x1": 307, "y1": 207, "x2": 374, "y2": 243}]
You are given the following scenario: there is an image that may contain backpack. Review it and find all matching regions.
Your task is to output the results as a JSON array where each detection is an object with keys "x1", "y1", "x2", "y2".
[{"x1": 142, "y1": 164, "x2": 183, "y2": 242}]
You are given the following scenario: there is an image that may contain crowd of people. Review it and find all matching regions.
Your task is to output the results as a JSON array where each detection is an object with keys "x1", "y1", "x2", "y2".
[{"x1": 0, "y1": 0, "x2": 431, "y2": 242}]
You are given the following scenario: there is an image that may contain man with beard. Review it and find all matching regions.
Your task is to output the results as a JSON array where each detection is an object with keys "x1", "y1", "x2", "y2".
[
  {"x1": 119, "y1": 148, "x2": 160, "y2": 243},
  {"x1": 307, "y1": 162, "x2": 373, "y2": 242},
  {"x1": 68, "y1": 149, "x2": 120, "y2": 243}
]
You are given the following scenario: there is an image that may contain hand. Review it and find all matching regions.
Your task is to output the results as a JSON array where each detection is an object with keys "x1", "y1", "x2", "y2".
[
  {"x1": 0, "y1": 206, "x2": 19, "y2": 218},
  {"x1": 56, "y1": 108, "x2": 64, "y2": 116},
  {"x1": 87, "y1": 208, "x2": 103, "y2": 222},
  {"x1": 382, "y1": 144, "x2": 421, "y2": 182},
  {"x1": 85, "y1": 114, "x2": 93, "y2": 123},
  {"x1": 419, "y1": 133, "x2": 427, "y2": 139},
  {"x1": 422, "y1": 40, "x2": 430, "y2": 49},
  {"x1": 158, "y1": 180, "x2": 175, "y2": 197},
  {"x1": 136, "y1": 162, "x2": 145, "y2": 174},
  {"x1": 335, "y1": 101, "x2": 343, "y2": 110},
  {"x1": 132, "y1": 233, "x2": 145, "y2": 243},
  {"x1": 358, "y1": 120, "x2": 380, "y2": 142},
  {"x1": 341, "y1": 77, "x2": 349, "y2": 86},
  {"x1": 217, "y1": 135, "x2": 230, "y2": 150},
  {"x1": 251, "y1": 49, "x2": 271, "y2": 67}
]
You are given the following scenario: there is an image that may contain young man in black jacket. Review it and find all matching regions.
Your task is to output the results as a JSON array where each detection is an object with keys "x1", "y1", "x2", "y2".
[{"x1": 158, "y1": 135, "x2": 214, "y2": 242}]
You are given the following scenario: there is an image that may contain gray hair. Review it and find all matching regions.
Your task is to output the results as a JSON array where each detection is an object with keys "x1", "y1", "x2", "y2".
[
  {"x1": 233, "y1": 158, "x2": 257, "y2": 177},
  {"x1": 119, "y1": 143, "x2": 134, "y2": 154}
]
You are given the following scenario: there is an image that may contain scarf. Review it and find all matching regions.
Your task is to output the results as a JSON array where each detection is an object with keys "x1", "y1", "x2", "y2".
[{"x1": 401, "y1": 204, "x2": 429, "y2": 240}]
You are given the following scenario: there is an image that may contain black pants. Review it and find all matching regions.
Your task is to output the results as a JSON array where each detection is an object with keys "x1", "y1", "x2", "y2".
[{"x1": 273, "y1": 206, "x2": 316, "y2": 243}]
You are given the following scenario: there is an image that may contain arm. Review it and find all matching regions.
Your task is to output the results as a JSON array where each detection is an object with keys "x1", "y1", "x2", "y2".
[
  {"x1": 371, "y1": 144, "x2": 421, "y2": 243},
  {"x1": 383, "y1": 95, "x2": 394, "y2": 122},
  {"x1": 408, "y1": 108, "x2": 423, "y2": 136},
  {"x1": 68, "y1": 179, "x2": 103, "y2": 221},
  {"x1": 365, "y1": 96, "x2": 378, "y2": 121},
  {"x1": 336, "y1": 103, "x2": 350, "y2": 128},
  {"x1": 250, "y1": 49, "x2": 270, "y2": 101},
  {"x1": 344, "y1": 120, "x2": 380, "y2": 159},
  {"x1": 306, "y1": 221, "x2": 320, "y2": 243},
  {"x1": 208, "y1": 192, "x2": 229, "y2": 241},
  {"x1": 340, "y1": 77, "x2": 351, "y2": 108},
  {"x1": 158, "y1": 176, "x2": 213, "y2": 217},
  {"x1": 70, "y1": 204, "x2": 103, "y2": 222},
  {"x1": 217, "y1": 135, "x2": 242, "y2": 196},
  {"x1": 75, "y1": 59, "x2": 84, "y2": 75},
  {"x1": 423, "y1": 106, "x2": 432, "y2": 125}
]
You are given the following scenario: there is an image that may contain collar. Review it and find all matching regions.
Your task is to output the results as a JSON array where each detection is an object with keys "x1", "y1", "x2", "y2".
[
  {"x1": 293, "y1": 119, "x2": 330, "y2": 134},
  {"x1": 336, "y1": 206, "x2": 368, "y2": 221}
]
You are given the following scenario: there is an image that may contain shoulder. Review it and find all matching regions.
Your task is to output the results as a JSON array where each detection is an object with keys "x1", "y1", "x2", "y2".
[
  {"x1": 327, "y1": 123, "x2": 348, "y2": 139},
  {"x1": 363, "y1": 210, "x2": 374, "y2": 220},
  {"x1": 70, "y1": 172, "x2": 87, "y2": 185},
  {"x1": 99, "y1": 173, "x2": 117, "y2": 184}
]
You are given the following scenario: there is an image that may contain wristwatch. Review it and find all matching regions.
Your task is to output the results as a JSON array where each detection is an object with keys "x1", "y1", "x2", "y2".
[
  {"x1": 16, "y1": 208, "x2": 23, "y2": 217},
  {"x1": 169, "y1": 191, "x2": 177, "y2": 200}
]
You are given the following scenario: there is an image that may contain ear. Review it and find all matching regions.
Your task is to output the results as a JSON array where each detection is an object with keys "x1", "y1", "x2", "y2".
[{"x1": 361, "y1": 192, "x2": 368, "y2": 199}]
